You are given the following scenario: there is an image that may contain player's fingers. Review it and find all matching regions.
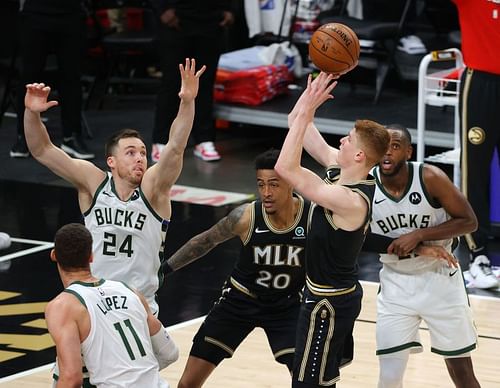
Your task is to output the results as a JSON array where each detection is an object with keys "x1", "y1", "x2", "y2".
[
  {"x1": 326, "y1": 81, "x2": 337, "y2": 94},
  {"x1": 387, "y1": 242, "x2": 395, "y2": 254},
  {"x1": 195, "y1": 65, "x2": 207, "y2": 78},
  {"x1": 447, "y1": 254, "x2": 458, "y2": 268}
]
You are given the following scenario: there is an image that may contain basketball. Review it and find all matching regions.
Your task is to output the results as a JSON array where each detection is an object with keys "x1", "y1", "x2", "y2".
[{"x1": 308, "y1": 23, "x2": 360, "y2": 75}]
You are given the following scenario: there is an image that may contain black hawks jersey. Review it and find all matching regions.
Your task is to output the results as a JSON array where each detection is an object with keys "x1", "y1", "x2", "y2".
[
  {"x1": 230, "y1": 194, "x2": 312, "y2": 299},
  {"x1": 306, "y1": 166, "x2": 375, "y2": 292}
]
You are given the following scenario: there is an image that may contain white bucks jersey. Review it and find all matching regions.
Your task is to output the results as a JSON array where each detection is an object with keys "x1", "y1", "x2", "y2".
[
  {"x1": 65, "y1": 280, "x2": 167, "y2": 388},
  {"x1": 84, "y1": 173, "x2": 168, "y2": 314},
  {"x1": 371, "y1": 162, "x2": 452, "y2": 273}
]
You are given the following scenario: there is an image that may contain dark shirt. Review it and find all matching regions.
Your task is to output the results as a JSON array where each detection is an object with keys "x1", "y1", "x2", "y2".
[
  {"x1": 306, "y1": 167, "x2": 375, "y2": 289},
  {"x1": 231, "y1": 195, "x2": 311, "y2": 299}
]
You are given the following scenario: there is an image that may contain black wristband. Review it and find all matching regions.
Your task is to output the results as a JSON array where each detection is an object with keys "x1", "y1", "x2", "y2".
[{"x1": 399, "y1": 251, "x2": 416, "y2": 260}]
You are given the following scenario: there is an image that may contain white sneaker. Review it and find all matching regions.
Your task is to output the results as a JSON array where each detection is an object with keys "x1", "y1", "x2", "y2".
[
  {"x1": 469, "y1": 255, "x2": 499, "y2": 289},
  {"x1": 0, "y1": 232, "x2": 12, "y2": 272},
  {"x1": 151, "y1": 143, "x2": 165, "y2": 163},
  {"x1": 397, "y1": 35, "x2": 426, "y2": 55},
  {"x1": 0, "y1": 232, "x2": 11, "y2": 250},
  {"x1": 194, "y1": 142, "x2": 221, "y2": 162}
]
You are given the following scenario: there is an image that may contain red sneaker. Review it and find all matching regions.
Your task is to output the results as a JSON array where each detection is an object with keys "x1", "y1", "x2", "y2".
[
  {"x1": 151, "y1": 143, "x2": 165, "y2": 163},
  {"x1": 194, "y1": 142, "x2": 221, "y2": 161}
]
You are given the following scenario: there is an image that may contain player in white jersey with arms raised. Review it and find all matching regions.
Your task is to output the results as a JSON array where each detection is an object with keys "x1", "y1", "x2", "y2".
[
  {"x1": 45, "y1": 223, "x2": 178, "y2": 388},
  {"x1": 24, "y1": 58, "x2": 205, "y2": 315},
  {"x1": 369, "y1": 124, "x2": 481, "y2": 388}
]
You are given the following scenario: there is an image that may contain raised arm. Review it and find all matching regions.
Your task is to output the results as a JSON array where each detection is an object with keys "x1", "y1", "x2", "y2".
[
  {"x1": 24, "y1": 83, "x2": 105, "y2": 211},
  {"x1": 45, "y1": 295, "x2": 84, "y2": 388},
  {"x1": 163, "y1": 203, "x2": 250, "y2": 273},
  {"x1": 142, "y1": 59, "x2": 206, "y2": 216},
  {"x1": 387, "y1": 164, "x2": 478, "y2": 256},
  {"x1": 276, "y1": 73, "x2": 366, "y2": 225},
  {"x1": 276, "y1": 72, "x2": 335, "y2": 190},
  {"x1": 287, "y1": 79, "x2": 339, "y2": 167}
]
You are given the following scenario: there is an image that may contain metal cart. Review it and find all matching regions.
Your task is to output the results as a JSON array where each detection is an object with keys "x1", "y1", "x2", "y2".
[{"x1": 416, "y1": 48, "x2": 464, "y2": 186}]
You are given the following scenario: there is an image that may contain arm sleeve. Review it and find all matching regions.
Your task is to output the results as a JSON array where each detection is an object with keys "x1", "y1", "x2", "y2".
[
  {"x1": 363, "y1": 231, "x2": 394, "y2": 253},
  {"x1": 150, "y1": 326, "x2": 179, "y2": 370}
]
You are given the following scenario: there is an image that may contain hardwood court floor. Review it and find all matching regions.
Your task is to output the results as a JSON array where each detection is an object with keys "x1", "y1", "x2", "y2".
[{"x1": 2, "y1": 282, "x2": 498, "y2": 388}]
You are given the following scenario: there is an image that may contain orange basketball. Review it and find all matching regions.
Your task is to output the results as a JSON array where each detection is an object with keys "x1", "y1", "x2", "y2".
[{"x1": 308, "y1": 23, "x2": 360, "y2": 75}]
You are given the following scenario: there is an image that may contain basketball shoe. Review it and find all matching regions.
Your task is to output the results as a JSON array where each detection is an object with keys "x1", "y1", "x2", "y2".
[
  {"x1": 0, "y1": 232, "x2": 11, "y2": 250},
  {"x1": 61, "y1": 136, "x2": 95, "y2": 160},
  {"x1": 151, "y1": 143, "x2": 165, "y2": 163},
  {"x1": 10, "y1": 136, "x2": 30, "y2": 158},
  {"x1": 469, "y1": 255, "x2": 499, "y2": 289},
  {"x1": 194, "y1": 141, "x2": 221, "y2": 162},
  {"x1": 397, "y1": 35, "x2": 426, "y2": 55},
  {"x1": 0, "y1": 232, "x2": 12, "y2": 272}
]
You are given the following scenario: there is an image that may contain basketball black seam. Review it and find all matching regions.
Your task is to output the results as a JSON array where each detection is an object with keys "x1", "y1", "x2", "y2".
[
  {"x1": 310, "y1": 44, "x2": 350, "y2": 67},
  {"x1": 343, "y1": 28, "x2": 360, "y2": 60},
  {"x1": 313, "y1": 29, "x2": 356, "y2": 64}
]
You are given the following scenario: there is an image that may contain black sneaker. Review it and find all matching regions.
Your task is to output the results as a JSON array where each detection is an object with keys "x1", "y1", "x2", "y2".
[
  {"x1": 61, "y1": 136, "x2": 95, "y2": 160},
  {"x1": 10, "y1": 136, "x2": 30, "y2": 158}
]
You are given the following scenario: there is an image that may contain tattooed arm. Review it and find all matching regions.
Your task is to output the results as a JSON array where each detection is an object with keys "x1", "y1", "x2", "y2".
[{"x1": 162, "y1": 203, "x2": 251, "y2": 273}]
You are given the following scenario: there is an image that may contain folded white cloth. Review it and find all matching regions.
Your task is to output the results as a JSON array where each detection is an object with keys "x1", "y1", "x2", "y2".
[
  {"x1": 398, "y1": 35, "x2": 426, "y2": 55},
  {"x1": 218, "y1": 46, "x2": 268, "y2": 71}
]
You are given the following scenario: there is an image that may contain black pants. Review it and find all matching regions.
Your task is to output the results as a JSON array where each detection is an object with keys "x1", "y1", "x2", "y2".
[
  {"x1": 292, "y1": 284, "x2": 362, "y2": 387},
  {"x1": 16, "y1": 12, "x2": 85, "y2": 139},
  {"x1": 460, "y1": 68, "x2": 500, "y2": 256},
  {"x1": 190, "y1": 281, "x2": 300, "y2": 370},
  {"x1": 152, "y1": 25, "x2": 222, "y2": 145}
]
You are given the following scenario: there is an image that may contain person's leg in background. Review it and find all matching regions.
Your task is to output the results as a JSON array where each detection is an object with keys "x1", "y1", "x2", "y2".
[
  {"x1": 362, "y1": 0, "x2": 407, "y2": 22},
  {"x1": 192, "y1": 31, "x2": 223, "y2": 162},
  {"x1": 151, "y1": 25, "x2": 187, "y2": 163},
  {"x1": 11, "y1": 12, "x2": 50, "y2": 158},
  {"x1": 56, "y1": 14, "x2": 94, "y2": 160},
  {"x1": 460, "y1": 69, "x2": 500, "y2": 289}
]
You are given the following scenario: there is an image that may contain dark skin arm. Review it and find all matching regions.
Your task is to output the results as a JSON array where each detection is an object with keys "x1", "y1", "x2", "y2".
[
  {"x1": 363, "y1": 229, "x2": 458, "y2": 267},
  {"x1": 387, "y1": 164, "x2": 478, "y2": 256},
  {"x1": 163, "y1": 204, "x2": 249, "y2": 272}
]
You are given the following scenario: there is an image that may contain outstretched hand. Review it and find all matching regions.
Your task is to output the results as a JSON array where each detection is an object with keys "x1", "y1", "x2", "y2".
[
  {"x1": 24, "y1": 83, "x2": 59, "y2": 113},
  {"x1": 296, "y1": 72, "x2": 337, "y2": 120},
  {"x1": 178, "y1": 58, "x2": 206, "y2": 102},
  {"x1": 387, "y1": 230, "x2": 421, "y2": 256},
  {"x1": 414, "y1": 245, "x2": 458, "y2": 268}
]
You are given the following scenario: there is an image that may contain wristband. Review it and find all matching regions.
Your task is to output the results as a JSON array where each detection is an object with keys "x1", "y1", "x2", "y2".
[{"x1": 399, "y1": 251, "x2": 416, "y2": 260}]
